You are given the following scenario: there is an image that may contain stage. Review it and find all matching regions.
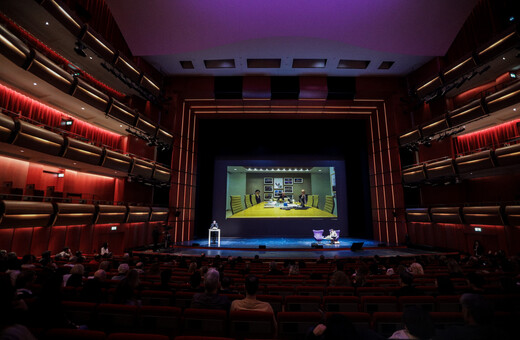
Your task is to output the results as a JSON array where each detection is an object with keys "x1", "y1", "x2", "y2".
[{"x1": 146, "y1": 237, "x2": 451, "y2": 259}]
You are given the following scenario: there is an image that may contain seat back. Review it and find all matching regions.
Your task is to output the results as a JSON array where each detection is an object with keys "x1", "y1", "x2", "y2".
[
  {"x1": 139, "y1": 305, "x2": 181, "y2": 336},
  {"x1": 399, "y1": 296, "x2": 435, "y2": 312},
  {"x1": 307, "y1": 195, "x2": 314, "y2": 207},
  {"x1": 44, "y1": 328, "x2": 106, "y2": 340},
  {"x1": 285, "y1": 295, "x2": 321, "y2": 312},
  {"x1": 323, "y1": 296, "x2": 359, "y2": 312},
  {"x1": 372, "y1": 312, "x2": 404, "y2": 338},
  {"x1": 140, "y1": 290, "x2": 174, "y2": 306},
  {"x1": 229, "y1": 310, "x2": 275, "y2": 339},
  {"x1": 107, "y1": 333, "x2": 169, "y2": 340},
  {"x1": 230, "y1": 196, "x2": 244, "y2": 214},
  {"x1": 95, "y1": 304, "x2": 139, "y2": 333},
  {"x1": 323, "y1": 195, "x2": 334, "y2": 213},
  {"x1": 361, "y1": 296, "x2": 398, "y2": 313},
  {"x1": 435, "y1": 295, "x2": 462, "y2": 312},
  {"x1": 277, "y1": 312, "x2": 322, "y2": 340},
  {"x1": 175, "y1": 291, "x2": 196, "y2": 310},
  {"x1": 244, "y1": 195, "x2": 252, "y2": 208},
  {"x1": 312, "y1": 195, "x2": 319, "y2": 208},
  {"x1": 61, "y1": 301, "x2": 97, "y2": 327},
  {"x1": 182, "y1": 308, "x2": 227, "y2": 337},
  {"x1": 325, "y1": 312, "x2": 370, "y2": 329}
]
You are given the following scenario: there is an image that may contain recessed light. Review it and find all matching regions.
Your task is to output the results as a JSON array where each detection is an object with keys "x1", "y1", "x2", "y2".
[
  {"x1": 81, "y1": 107, "x2": 85, "y2": 110},
  {"x1": 73, "y1": 162, "x2": 77, "y2": 165},
  {"x1": 115, "y1": 171, "x2": 118, "y2": 173},
  {"x1": 45, "y1": 21, "x2": 49, "y2": 26},
  {"x1": 33, "y1": 82, "x2": 37, "y2": 86},
  {"x1": 20, "y1": 150, "x2": 24, "y2": 152},
  {"x1": 503, "y1": 57, "x2": 506, "y2": 60},
  {"x1": 514, "y1": 108, "x2": 517, "y2": 111},
  {"x1": 120, "y1": 124, "x2": 123, "y2": 127},
  {"x1": 89, "y1": 56, "x2": 93, "y2": 60},
  {"x1": 318, "y1": 169, "x2": 322, "y2": 172},
  {"x1": 234, "y1": 168, "x2": 237, "y2": 171}
]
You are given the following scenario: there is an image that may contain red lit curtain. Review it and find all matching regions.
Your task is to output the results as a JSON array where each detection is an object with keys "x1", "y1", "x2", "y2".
[
  {"x1": 0, "y1": 83, "x2": 124, "y2": 150},
  {"x1": 453, "y1": 119, "x2": 520, "y2": 155}
]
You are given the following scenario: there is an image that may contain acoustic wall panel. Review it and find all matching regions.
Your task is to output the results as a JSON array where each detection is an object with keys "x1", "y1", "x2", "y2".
[
  {"x1": 0, "y1": 112, "x2": 15, "y2": 143},
  {"x1": 26, "y1": 51, "x2": 74, "y2": 93},
  {"x1": 126, "y1": 206, "x2": 151, "y2": 223},
  {"x1": 53, "y1": 203, "x2": 95, "y2": 226},
  {"x1": 455, "y1": 150, "x2": 494, "y2": 174},
  {"x1": 406, "y1": 208, "x2": 431, "y2": 222},
  {"x1": 430, "y1": 207, "x2": 463, "y2": 224},
  {"x1": 0, "y1": 24, "x2": 31, "y2": 68},
  {"x1": 494, "y1": 143, "x2": 520, "y2": 167},
  {"x1": 462, "y1": 206, "x2": 504, "y2": 225},
  {"x1": 12, "y1": 120, "x2": 64, "y2": 156},
  {"x1": 62, "y1": 137, "x2": 104, "y2": 165},
  {"x1": 94, "y1": 204, "x2": 127, "y2": 224},
  {"x1": 0, "y1": 200, "x2": 54, "y2": 228},
  {"x1": 101, "y1": 149, "x2": 131, "y2": 173}
]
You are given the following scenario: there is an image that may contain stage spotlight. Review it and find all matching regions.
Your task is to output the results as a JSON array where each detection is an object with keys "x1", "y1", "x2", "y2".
[{"x1": 74, "y1": 40, "x2": 87, "y2": 57}]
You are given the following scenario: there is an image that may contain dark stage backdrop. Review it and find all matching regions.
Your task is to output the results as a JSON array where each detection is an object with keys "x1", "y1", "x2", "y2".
[{"x1": 195, "y1": 119, "x2": 372, "y2": 239}]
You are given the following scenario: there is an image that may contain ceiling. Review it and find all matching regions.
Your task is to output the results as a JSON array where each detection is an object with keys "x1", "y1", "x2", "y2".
[{"x1": 106, "y1": 0, "x2": 479, "y2": 76}]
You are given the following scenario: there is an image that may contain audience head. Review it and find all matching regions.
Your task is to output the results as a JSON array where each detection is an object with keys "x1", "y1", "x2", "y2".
[
  {"x1": 99, "y1": 261, "x2": 111, "y2": 271},
  {"x1": 125, "y1": 269, "x2": 140, "y2": 288},
  {"x1": 94, "y1": 269, "x2": 106, "y2": 281},
  {"x1": 402, "y1": 306, "x2": 435, "y2": 339},
  {"x1": 204, "y1": 268, "x2": 220, "y2": 293},
  {"x1": 460, "y1": 293, "x2": 493, "y2": 325},
  {"x1": 117, "y1": 263, "x2": 129, "y2": 275},
  {"x1": 245, "y1": 275, "x2": 260, "y2": 296},
  {"x1": 399, "y1": 270, "x2": 414, "y2": 286},
  {"x1": 330, "y1": 270, "x2": 350, "y2": 287},
  {"x1": 221, "y1": 276, "x2": 233, "y2": 290},
  {"x1": 70, "y1": 264, "x2": 85, "y2": 276},
  {"x1": 15, "y1": 270, "x2": 35, "y2": 289}
]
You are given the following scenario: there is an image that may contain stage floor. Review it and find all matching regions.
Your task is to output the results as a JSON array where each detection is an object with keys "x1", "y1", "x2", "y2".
[{"x1": 161, "y1": 237, "x2": 447, "y2": 259}]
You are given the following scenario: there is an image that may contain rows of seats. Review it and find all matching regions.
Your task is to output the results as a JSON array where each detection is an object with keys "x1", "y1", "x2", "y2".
[
  {"x1": 0, "y1": 111, "x2": 171, "y2": 183},
  {"x1": 405, "y1": 204, "x2": 520, "y2": 226},
  {"x1": 53, "y1": 301, "x2": 515, "y2": 340},
  {"x1": 0, "y1": 23, "x2": 170, "y2": 146},
  {"x1": 0, "y1": 200, "x2": 169, "y2": 228},
  {"x1": 402, "y1": 141, "x2": 520, "y2": 184}
]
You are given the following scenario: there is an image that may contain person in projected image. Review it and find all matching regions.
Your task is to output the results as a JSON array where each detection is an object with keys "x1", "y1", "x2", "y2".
[
  {"x1": 253, "y1": 189, "x2": 262, "y2": 204},
  {"x1": 278, "y1": 192, "x2": 288, "y2": 203},
  {"x1": 299, "y1": 189, "x2": 307, "y2": 207}
]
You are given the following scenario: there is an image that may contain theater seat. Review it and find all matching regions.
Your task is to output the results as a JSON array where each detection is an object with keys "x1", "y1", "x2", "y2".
[
  {"x1": 95, "y1": 304, "x2": 139, "y2": 333},
  {"x1": 324, "y1": 312, "x2": 370, "y2": 329},
  {"x1": 323, "y1": 296, "x2": 359, "y2": 312},
  {"x1": 277, "y1": 311, "x2": 321, "y2": 340},
  {"x1": 285, "y1": 295, "x2": 321, "y2": 312},
  {"x1": 372, "y1": 312, "x2": 403, "y2": 338},
  {"x1": 229, "y1": 310, "x2": 276, "y2": 339},
  {"x1": 361, "y1": 296, "x2": 398, "y2": 313},
  {"x1": 174, "y1": 337, "x2": 235, "y2": 340}
]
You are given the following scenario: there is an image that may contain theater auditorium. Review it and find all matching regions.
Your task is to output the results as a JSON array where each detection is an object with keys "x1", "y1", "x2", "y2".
[{"x1": 0, "y1": 0, "x2": 519, "y2": 339}]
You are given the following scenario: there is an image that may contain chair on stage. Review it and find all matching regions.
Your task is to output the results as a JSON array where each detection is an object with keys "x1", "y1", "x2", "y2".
[
  {"x1": 230, "y1": 195, "x2": 244, "y2": 214},
  {"x1": 244, "y1": 195, "x2": 252, "y2": 208},
  {"x1": 323, "y1": 195, "x2": 334, "y2": 214},
  {"x1": 312, "y1": 230, "x2": 324, "y2": 244},
  {"x1": 312, "y1": 195, "x2": 319, "y2": 208},
  {"x1": 306, "y1": 195, "x2": 314, "y2": 207}
]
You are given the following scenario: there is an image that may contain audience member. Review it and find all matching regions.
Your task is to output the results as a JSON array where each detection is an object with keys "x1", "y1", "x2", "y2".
[
  {"x1": 15, "y1": 270, "x2": 36, "y2": 300},
  {"x1": 112, "y1": 263, "x2": 129, "y2": 280},
  {"x1": 82, "y1": 269, "x2": 107, "y2": 302},
  {"x1": 190, "y1": 268, "x2": 230, "y2": 310},
  {"x1": 409, "y1": 258, "x2": 424, "y2": 276},
  {"x1": 390, "y1": 305, "x2": 434, "y2": 339},
  {"x1": 266, "y1": 261, "x2": 284, "y2": 275},
  {"x1": 113, "y1": 269, "x2": 141, "y2": 305},
  {"x1": 65, "y1": 264, "x2": 85, "y2": 287},
  {"x1": 329, "y1": 270, "x2": 351, "y2": 287},
  {"x1": 393, "y1": 271, "x2": 423, "y2": 297}
]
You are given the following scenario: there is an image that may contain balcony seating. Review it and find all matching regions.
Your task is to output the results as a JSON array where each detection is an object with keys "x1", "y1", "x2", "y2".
[
  {"x1": 95, "y1": 205, "x2": 128, "y2": 224},
  {"x1": 462, "y1": 206, "x2": 504, "y2": 225},
  {"x1": 455, "y1": 150, "x2": 495, "y2": 174},
  {"x1": 0, "y1": 200, "x2": 54, "y2": 227},
  {"x1": 425, "y1": 159, "x2": 456, "y2": 179},
  {"x1": 27, "y1": 50, "x2": 74, "y2": 93},
  {"x1": 405, "y1": 208, "x2": 430, "y2": 222},
  {"x1": 402, "y1": 164, "x2": 427, "y2": 183},
  {"x1": 54, "y1": 203, "x2": 95, "y2": 226},
  {"x1": 62, "y1": 138, "x2": 104, "y2": 166},
  {"x1": 430, "y1": 207, "x2": 463, "y2": 224},
  {"x1": 126, "y1": 206, "x2": 151, "y2": 223},
  {"x1": 13, "y1": 120, "x2": 64, "y2": 156}
]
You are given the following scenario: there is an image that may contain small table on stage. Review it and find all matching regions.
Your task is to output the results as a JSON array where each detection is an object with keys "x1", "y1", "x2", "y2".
[{"x1": 208, "y1": 228, "x2": 220, "y2": 247}]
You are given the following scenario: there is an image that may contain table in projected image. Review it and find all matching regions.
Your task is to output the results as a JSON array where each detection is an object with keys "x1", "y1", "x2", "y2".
[{"x1": 229, "y1": 202, "x2": 337, "y2": 218}]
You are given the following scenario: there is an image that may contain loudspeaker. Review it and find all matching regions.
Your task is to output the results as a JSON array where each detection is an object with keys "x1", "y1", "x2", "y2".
[
  {"x1": 271, "y1": 76, "x2": 299, "y2": 99},
  {"x1": 214, "y1": 76, "x2": 243, "y2": 99},
  {"x1": 350, "y1": 242, "x2": 364, "y2": 251},
  {"x1": 327, "y1": 77, "x2": 356, "y2": 100},
  {"x1": 258, "y1": 245, "x2": 266, "y2": 249}
]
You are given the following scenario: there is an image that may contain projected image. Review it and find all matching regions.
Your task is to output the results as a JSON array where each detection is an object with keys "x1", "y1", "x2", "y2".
[{"x1": 226, "y1": 166, "x2": 337, "y2": 219}]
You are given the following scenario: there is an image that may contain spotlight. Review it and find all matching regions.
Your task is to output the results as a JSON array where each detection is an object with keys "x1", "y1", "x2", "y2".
[
  {"x1": 74, "y1": 41, "x2": 87, "y2": 57},
  {"x1": 509, "y1": 71, "x2": 517, "y2": 79}
]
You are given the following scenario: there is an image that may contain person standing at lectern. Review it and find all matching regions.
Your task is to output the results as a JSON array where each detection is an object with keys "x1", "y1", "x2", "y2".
[
  {"x1": 299, "y1": 189, "x2": 307, "y2": 207},
  {"x1": 254, "y1": 189, "x2": 262, "y2": 204}
]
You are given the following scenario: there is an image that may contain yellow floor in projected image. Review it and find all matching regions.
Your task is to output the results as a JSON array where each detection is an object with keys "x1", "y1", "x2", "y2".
[{"x1": 227, "y1": 202, "x2": 337, "y2": 218}]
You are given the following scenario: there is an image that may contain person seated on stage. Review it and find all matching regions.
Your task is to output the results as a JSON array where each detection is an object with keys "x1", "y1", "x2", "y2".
[
  {"x1": 55, "y1": 247, "x2": 72, "y2": 261},
  {"x1": 299, "y1": 189, "x2": 307, "y2": 207},
  {"x1": 324, "y1": 229, "x2": 339, "y2": 244},
  {"x1": 190, "y1": 268, "x2": 230, "y2": 310},
  {"x1": 278, "y1": 192, "x2": 289, "y2": 203},
  {"x1": 100, "y1": 242, "x2": 111, "y2": 258},
  {"x1": 253, "y1": 189, "x2": 262, "y2": 204},
  {"x1": 231, "y1": 275, "x2": 277, "y2": 334},
  {"x1": 266, "y1": 261, "x2": 284, "y2": 276}
]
